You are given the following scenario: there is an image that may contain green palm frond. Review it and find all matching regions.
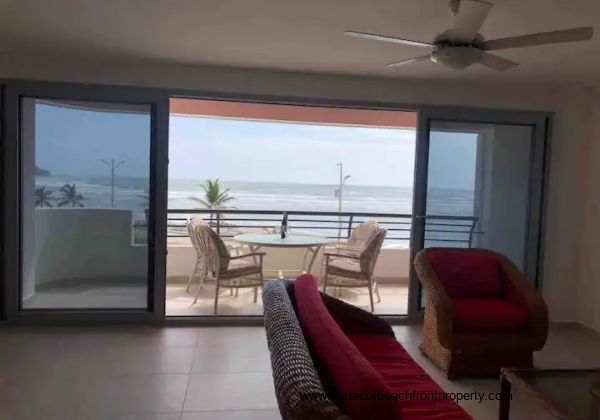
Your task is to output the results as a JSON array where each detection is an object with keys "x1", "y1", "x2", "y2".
[
  {"x1": 58, "y1": 184, "x2": 85, "y2": 207},
  {"x1": 35, "y1": 185, "x2": 55, "y2": 208},
  {"x1": 190, "y1": 178, "x2": 235, "y2": 210},
  {"x1": 189, "y1": 197, "x2": 213, "y2": 208}
]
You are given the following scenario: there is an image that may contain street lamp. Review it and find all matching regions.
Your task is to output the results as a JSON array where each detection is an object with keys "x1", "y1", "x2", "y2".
[
  {"x1": 335, "y1": 162, "x2": 351, "y2": 213},
  {"x1": 335, "y1": 163, "x2": 351, "y2": 239},
  {"x1": 101, "y1": 158, "x2": 125, "y2": 208}
]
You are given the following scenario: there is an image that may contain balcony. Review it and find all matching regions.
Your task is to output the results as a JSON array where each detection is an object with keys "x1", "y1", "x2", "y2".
[{"x1": 166, "y1": 209, "x2": 478, "y2": 316}]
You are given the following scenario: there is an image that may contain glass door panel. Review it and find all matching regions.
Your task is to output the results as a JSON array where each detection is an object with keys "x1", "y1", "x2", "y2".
[
  {"x1": 20, "y1": 98, "x2": 152, "y2": 310},
  {"x1": 425, "y1": 121, "x2": 534, "y2": 268},
  {"x1": 410, "y1": 109, "x2": 549, "y2": 314}
]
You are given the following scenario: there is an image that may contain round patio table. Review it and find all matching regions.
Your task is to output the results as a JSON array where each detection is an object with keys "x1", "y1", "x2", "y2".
[{"x1": 233, "y1": 233, "x2": 331, "y2": 277}]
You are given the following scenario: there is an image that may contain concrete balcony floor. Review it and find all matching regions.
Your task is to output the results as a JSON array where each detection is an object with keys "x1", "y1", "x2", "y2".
[{"x1": 166, "y1": 278, "x2": 409, "y2": 316}]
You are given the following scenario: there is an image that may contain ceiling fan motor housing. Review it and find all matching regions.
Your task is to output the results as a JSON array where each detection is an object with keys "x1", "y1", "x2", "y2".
[{"x1": 431, "y1": 46, "x2": 483, "y2": 70}]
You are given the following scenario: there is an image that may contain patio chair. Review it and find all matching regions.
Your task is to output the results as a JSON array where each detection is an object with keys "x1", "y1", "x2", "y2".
[
  {"x1": 323, "y1": 227, "x2": 387, "y2": 312},
  {"x1": 186, "y1": 217, "x2": 206, "y2": 292},
  {"x1": 188, "y1": 218, "x2": 266, "y2": 314},
  {"x1": 186, "y1": 216, "x2": 251, "y2": 294},
  {"x1": 323, "y1": 220, "x2": 380, "y2": 293},
  {"x1": 330, "y1": 220, "x2": 380, "y2": 252}
]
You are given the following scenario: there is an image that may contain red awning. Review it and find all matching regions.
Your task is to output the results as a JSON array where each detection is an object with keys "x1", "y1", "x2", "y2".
[{"x1": 170, "y1": 98, "x2": 417, "y2": 129}]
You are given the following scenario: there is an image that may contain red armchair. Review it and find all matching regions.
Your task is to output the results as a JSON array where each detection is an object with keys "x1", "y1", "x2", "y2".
[{"x1": 414, "y1": 248, "x2": 548, "y2": 379}]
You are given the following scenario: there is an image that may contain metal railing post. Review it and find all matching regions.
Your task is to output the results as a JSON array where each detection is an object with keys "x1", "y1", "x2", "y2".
[
  {"x1": 281, "y1": 211, "x2": 288, "y2": 233},
  {"x1": 347, "y1": 215, "x2": 354, "y2": 238},
  {"x1": 216, "y1": 212, "x2": 221, "y2": 236},
  {"x1": 468, "y1": 217, "x2": 478, "y2": 248}
]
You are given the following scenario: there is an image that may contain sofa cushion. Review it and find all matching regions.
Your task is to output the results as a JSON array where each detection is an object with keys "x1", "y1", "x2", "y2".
[
  {"x1": 294, "y1": 274, "x2": 402, "y2": 420},
  {"x1": 427, "y1": 249, "x2": 501, "y2": 299},
  {"x1": 453, "y1": 298, "x2": 528, "y2": 330},
  {"x1": 349, "y1": 334, "x2": 472, "y2": 420}
]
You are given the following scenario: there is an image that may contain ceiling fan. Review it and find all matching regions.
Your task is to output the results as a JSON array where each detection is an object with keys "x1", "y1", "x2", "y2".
[{"x1": 345, "y1": 0, "x2": 594, "y2": 71}]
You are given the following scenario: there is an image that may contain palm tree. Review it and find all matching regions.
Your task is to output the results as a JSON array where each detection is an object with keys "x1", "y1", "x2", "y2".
[
  {"x1": 189, "y1": 178, "x2": 234, "y2": 223},
  {"x1": 35, "y1": 185, "x2": 54, "y2": 208},
  {"x1": 57, "y1": 184, "x2": 85, "y2": 208},
  {"x1": 190, "y1": 179, "x2": 234, "y2": 209}
]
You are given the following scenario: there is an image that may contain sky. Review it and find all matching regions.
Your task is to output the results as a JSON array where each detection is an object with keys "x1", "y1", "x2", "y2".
[
  {"x1": 35, "y1": 102, "x2": 151, "y2": 178},
  {"x1": 33, "y1": 102, "x2": 478, "y2": 190},
  {"x1": 169, "y1": 116, "x2": 417, "y2": 187},
  {"x1": 429, "y1": 130, "x2": 477, "y2": 190}
]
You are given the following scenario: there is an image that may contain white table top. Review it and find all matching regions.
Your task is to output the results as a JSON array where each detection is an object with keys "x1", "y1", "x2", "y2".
[{"x1": 233, "y1": 233, "x2": 331, "y2": 248}]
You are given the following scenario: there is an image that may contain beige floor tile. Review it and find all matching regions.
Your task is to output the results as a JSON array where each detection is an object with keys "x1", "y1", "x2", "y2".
[
  {"x1": 0, "y1": 325, "x2": 161, "y2": 350},
  {"x1": 111, "y1": 414, "x2": 182, "y2": 420},
  {"x1": 181, "y1": 409, "x2": 281, "y2": 420},
  {"x1": 90, "y1": 346, "x2": 196, "y2": 374},
  {"x1": 82, "y1": 373, "x2": 190, "y2": 416},
  {"x1": 0, "y1": 340, "x2": 195, "y2": 379},
  {"x1": 392, "y1": 324, "x2": 423, "y2": 345},
  {"x1": 158, "y1": 327, "x2": 202, "y2": 346},
  {"x1": 0, "y1": 373, "x2": 189, "y2": 419},
  {"x1": 191, "y1": 343, "x2": 271, "y2": 373},
  {"x1": 183, "y1": 373, "x2": 277, "y2": 411},
  {"x1": 195, "y1": 326, "x2": 268, "y2": 348},
  {"x1": 2, "y1": 323, "x2": 600, "y2": 419}
]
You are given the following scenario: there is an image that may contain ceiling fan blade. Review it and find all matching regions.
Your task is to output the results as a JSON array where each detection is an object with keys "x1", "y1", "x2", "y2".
[
  {"x1": 344, "y1": 31, "x2": 433, "y2": 48},
  {"x1": 478, "y1": 52, "x2": 518, "y2": 71},
  {"x1": 384, "y1": 55, "x2": 431, "y2": 68},
  {"x1": 447, "y1": 0, "x2": 493, "y2": 43},
  {"x1": 482, "y1": 27, "x2": 594, "y2": 51}
]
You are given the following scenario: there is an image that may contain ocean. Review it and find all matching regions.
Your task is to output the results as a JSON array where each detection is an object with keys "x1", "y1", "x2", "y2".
[
  {"x1": 34, "y1": 176, "x2": 475, "y2": 245},
  {"x1": 35, "y1": 176, "x2": 473, "y2": 214}
]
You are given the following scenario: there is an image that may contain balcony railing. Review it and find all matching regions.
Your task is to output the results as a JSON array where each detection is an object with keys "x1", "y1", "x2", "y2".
[{"x1": 165, "y1": 209, "x2": 481, "y2": 247}]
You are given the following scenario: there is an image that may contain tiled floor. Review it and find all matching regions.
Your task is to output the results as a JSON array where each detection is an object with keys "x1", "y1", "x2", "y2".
[
  {"x1": 0, "y1": 323, "x2": 599, "y2": 419},
  {"x1": 166, "y1": 281, "x2": 409, "y2": 316}
]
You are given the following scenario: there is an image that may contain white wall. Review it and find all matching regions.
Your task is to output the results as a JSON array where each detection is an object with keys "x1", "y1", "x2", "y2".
[
  {"x1": 29, "y1": 209, "x2": 147, "y2": 288},
  {"x1": 1, "y1": 56, "x2": 594, "y2": 326},
  {"x1": 576, "y1": 90, "x2": 600, "y2": 332},
  {"x1": 541, "y1": 86, "x2": 591, "y2": 325},
  {"x1": 476, "y1": 125, "x2": 532, "y2": 269}
]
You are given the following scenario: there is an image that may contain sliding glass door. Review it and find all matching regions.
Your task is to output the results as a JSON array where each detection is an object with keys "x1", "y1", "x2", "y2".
[
  {"x1": 3, "y1": 81, "x2": 168, "y2": 322},
  {"x1": 409, "y1": 108, "x2": 549, "y2": 314},
  {"x1": 1, "y1": 83, "x2": 550, "y2": 323}
]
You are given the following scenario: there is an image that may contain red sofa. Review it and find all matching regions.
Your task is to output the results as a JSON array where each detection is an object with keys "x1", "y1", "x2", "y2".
[{"x1": 263, "y1": 275, "x2": 472, "y2": 420}]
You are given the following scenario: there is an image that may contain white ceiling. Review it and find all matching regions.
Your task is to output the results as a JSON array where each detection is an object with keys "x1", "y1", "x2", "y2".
[{"x1": 0, "y1": 0, "x2": 598, "y2": 84}]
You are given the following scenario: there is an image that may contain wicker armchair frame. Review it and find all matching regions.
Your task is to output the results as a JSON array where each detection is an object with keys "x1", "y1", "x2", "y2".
[{"x1": 414, "y1": 247, "x2": 549, "y2": 379}]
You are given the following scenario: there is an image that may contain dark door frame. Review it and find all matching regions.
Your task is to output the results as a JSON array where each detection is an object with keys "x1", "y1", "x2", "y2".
[
  {"x1": 407, "y1": 106, "x2": 551, "y2": 319},
  {"x1": 0, "y1": 78, "x2": 552, "y2": 324},
  {"x1": 1, "y1": 80, "x2": 169, "y2": 324}
]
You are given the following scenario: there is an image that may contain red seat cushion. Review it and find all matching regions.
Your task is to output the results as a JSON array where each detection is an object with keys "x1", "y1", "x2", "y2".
[
  {"x1": 294, "y1": 274, "x2": 402, "y2": 420},
  {"x1": 349, "y1": 334, "x2": 472, "y2": 420},
  {"x1": 427, "y1": 249, "x2": 502, "y2": 299},
  {"x1": 453, "y1": 298, "x2": 528, "y2": 329}
]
